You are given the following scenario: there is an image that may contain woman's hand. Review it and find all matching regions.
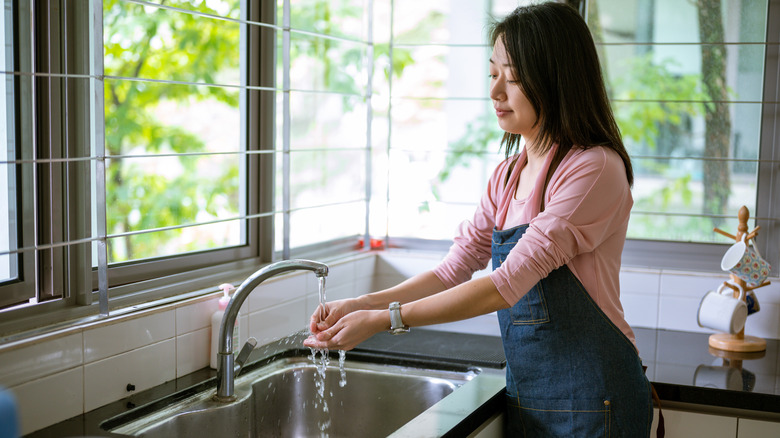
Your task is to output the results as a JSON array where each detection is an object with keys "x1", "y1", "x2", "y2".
[
  {"x1": 308, "y1": 298, "x2": 362, "y2": 335},
  {"x1": 303, "y1": 309, "x2": 388, "y2": 351}
]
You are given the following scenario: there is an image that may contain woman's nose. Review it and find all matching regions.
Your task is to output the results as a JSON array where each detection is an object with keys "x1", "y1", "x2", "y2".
[{"x1": 489, "y1": 79, "x2": 505, "y2": 101}]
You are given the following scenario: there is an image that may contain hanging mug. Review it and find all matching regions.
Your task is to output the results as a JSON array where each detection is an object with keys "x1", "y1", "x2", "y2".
[
  {"x1": 745, "y1": 289, "x2": 760, "y2": 315},
  {"x1": 697, "y1": 283, "x2": 747, "y2": 334},
  {"x1": 721, "y1": 235, "x2": 771, "y2": 287}
]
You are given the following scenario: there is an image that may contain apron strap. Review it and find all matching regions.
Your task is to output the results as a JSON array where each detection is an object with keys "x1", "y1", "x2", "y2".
[{"x1": 644, "y1": 365, "x2": 665, "y2": 437}]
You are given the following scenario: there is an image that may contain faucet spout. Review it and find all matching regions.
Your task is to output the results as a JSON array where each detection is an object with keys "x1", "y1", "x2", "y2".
[{"x1": 213, "y1": 259, "x2": 328, "y2": 402}]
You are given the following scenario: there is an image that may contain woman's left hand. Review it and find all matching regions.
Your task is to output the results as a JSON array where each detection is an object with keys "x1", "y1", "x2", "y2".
[{"x1": 303, "y1": 309, "x2": 388, "y2": 351}]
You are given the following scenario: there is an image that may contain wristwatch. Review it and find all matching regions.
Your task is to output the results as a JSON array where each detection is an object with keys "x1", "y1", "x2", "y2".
[{"x1": 388, "y1": 301, "x2": 410, "y2": 335}]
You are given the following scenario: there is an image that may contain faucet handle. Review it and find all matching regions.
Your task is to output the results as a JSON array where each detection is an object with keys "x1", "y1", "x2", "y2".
[{"x1": 233, "y1": 337, "x2": 257, "y2": 376}]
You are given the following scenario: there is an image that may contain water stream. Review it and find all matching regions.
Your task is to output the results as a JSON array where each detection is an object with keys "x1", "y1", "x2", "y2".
[{"x1": 309, "y1": 274, "x2": 347, "y2": 436}]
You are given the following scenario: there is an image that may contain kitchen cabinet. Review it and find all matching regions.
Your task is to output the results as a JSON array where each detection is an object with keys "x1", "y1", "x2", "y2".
[
  {"x1": 651, "y1": 408, "x2": 737, "y2": 438},
  {"x1": 737, "y1": 418, "x2": 780, "y2": 437},
  {"x1": 467, "y1": 412, "x2": 503, "y2": 438}
]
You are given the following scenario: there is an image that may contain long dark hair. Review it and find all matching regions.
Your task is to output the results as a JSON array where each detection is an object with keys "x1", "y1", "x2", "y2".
[{"x1": 489, "y1": 2, "x2": 633, "y2": 186}]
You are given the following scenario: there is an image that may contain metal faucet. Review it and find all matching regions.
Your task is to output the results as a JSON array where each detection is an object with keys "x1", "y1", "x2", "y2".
[{"x1": 213, "y1": 259, "x2": 328, "y2": 402}]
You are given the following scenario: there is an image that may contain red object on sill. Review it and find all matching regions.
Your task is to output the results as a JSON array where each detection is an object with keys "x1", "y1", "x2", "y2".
[{"x1": 358, "y1": 237, "x2": 385, "y2": 249}]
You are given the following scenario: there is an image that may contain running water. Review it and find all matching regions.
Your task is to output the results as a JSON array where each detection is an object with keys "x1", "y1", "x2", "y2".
[{"x1": 308, "y1": 274, "x2": 347, "y2": 436}]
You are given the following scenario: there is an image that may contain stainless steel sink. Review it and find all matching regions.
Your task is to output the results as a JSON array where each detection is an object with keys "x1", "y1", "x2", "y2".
[{"x1": 103, "y1": 352, "x2": 479, "y2": 438}]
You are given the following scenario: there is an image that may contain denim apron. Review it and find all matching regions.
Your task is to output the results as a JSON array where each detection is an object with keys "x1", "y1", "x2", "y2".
[{"x1": 493, "y1": 224, "x2": 653, "y2": 437}]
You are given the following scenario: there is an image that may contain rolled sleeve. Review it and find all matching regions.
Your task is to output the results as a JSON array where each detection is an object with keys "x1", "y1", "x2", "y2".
[{"x1": 489, "y1": 148, "x2": 632, "y2": 305}]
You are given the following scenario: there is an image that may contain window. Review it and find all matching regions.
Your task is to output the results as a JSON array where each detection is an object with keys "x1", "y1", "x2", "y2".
[
  {"x1": 0, "y1": 0, "x2": 374, "y2": 334},
  {"x1": 381, "y1": 0, "x2": 779, "y2": 274},
  {"x1": 2, "y1": 0, "x2": 776, "y2": 334},
  {"x1": 1, "y1": 0, "x2": 35, "y2": 310},
  {"x1": 0, "y1": 0, "x2": 278, "y2": 330},
  {"x1": 276, "y1": 0, "x2": 372, "y2": 259},
  {"x1": 100, "y1": 0, "x2": 263, "y2": 287},
  {"x1": 378, "y1": 0, "x2": 509, "y2": 243},
  {"x1": 594, "y1": 0, "x2": 780, "y2": 271}
]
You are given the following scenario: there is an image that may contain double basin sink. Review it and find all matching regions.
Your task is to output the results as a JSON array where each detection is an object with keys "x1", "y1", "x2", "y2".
[{"x1": 95, "y1": 331, "x2": 506, "y2": 437}]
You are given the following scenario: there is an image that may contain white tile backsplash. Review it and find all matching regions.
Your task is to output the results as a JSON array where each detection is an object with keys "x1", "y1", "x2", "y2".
[
  {"x1": 621, "y1": 292, "x2": 660, "y2": 329},
  {"x1": 0, "y1": 332, "x2": 83, "y2": 388},
  {"x1": 2, "y1": 251, "x2": 779, "y2": 436},
  {"x1": 248, "y1": 273, "x2": 308, "y2": 312},
  {"x1": 10, "y1": 366, "x2": 83, "y2": 435},
  {"x1": 176, "y1": 296, "x2": 220, "y2": 334},
  {"x1": 176, "y1": 327, "x2": 210, "y2": 377},
  {"x1": 83, "y1": 310, "x2": 175, "y2": 363},
  {"x1": 247, "y1": 297, "x2": 307, "y2": 346},
  {"x1": 84, "y1": 338, "x2": 177, "y2": 412}
]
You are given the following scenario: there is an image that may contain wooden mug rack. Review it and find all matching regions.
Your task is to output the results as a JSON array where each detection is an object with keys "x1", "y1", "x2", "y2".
[{"x1": 710, "y1": 206, "x2": 769, "y2": 352}]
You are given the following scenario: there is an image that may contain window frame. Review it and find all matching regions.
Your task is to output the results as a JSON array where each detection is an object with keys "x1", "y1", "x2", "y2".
[
  {"x1": 0, "y1": 0, "x2": 36, "y2": 309},
  {"x1": 382, "y1": 0, "x2": 780, "y2": 278},
  {"x1": 615, "y1": 0, "x2": 779, "y2": 274},
  {"x1": 0, "y1": 0, "x2": 277, "y2": 336}
]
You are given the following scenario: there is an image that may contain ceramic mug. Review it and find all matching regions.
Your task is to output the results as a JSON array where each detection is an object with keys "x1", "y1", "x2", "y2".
[
  {"x1": 721, "y1": 235, "x2": 771, "y2": 287},
  {"x1": 697, "y1": 283, "x2": 747, "y2": 334},
  {"x1": 745, "y1": 289, "x2": 760, "y2": 315}
]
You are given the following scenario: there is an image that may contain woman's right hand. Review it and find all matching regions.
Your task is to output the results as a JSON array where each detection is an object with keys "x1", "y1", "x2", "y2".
[{"x1": 309, "y1": 298, "x2": 362, "y2": 335}]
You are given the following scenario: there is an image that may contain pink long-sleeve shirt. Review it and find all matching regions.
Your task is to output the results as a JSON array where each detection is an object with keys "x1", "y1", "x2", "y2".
[{"x1": 432, "y1": 145, "x2": 636, "y2": 345}]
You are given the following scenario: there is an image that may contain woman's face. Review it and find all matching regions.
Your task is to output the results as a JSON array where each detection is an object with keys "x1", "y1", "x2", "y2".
[{"x1": 489, "y1": 38, "x2": 539, "y2": 142}]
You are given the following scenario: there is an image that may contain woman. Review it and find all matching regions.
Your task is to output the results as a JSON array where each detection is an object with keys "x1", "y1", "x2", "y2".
[{"x1": 305, "y1": 3, "x2": 654, "y2": 436}]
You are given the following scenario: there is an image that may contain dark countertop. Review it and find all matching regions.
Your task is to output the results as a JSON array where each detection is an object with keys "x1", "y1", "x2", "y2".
[
  {"x1": 635, "y1": 328, "x2": 780, "y2": 418},
  {"x1": 25, "y1": 327, "x2": 780, "y2": 437}
]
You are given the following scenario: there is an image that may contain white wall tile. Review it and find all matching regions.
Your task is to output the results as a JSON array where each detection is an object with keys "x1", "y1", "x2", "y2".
[
  {"x1": 375, "y1": 252, "x2": 443, "y2": 278},
  {"x1": 371, "y1": 273, "x2": 406, "y2": 292},
  {"x1": 248, "y1": 273, "x2": 308, "y2": 312},
  {"x1": 10, "y1": 366, "x2": 83, "y2": 436},
  {"x1": 247, "y1": 298, "x2": 307, "y2": 346},
  {"x1": 176, "y1": 327, "x2": 210, "y2": 377},
  {"x1": 620, "y1": 269, "x2": 661, "y2": 295},
  {"x1": 84, "y1": 339, "x2": 176, "y2": 412},
  {"x1": 619, "y1": 270, "x2": 661, "y2": 328},
  {"x1": 658, "y1": 295, "x2": 711, "y2": 334},
  {"x1": 0, "y1": 333, "x2": 82, "y2": 388},
  {"x1": 84, "y1": 310, "x2": 175, "y2": 363},
  {"x1": 744, "y1": 302, "x2": 780, "y2": 341},
  {"x1": 323, "y1": 259, "x2": 355, "y2": 292},
  {"x1": 752, "y1": 278, "x2": 780, "y2": 305},
  {"x1": 620, "y1": 293, "x2": 659, "y2": 329},
  {"x1": 176, "y1": 296, "x2": 220, "y2": 335},
  {"x1": 353, "y1": 255, "x2": 376, "y2": 282},
  {"x1": 323, "y1": 283, "x2": 354, "y2": 302},
  {"x1": 238, "y1": 314, "x2": 249, "y2": 346}
]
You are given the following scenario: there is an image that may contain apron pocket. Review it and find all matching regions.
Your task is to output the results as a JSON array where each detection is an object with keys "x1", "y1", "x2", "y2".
[
  {"x1": 506, "y1": 395, "x2": 612, "y2": 437},
  {"x1": 507, "y1": 282, "x2": 550, "y2": 325}
]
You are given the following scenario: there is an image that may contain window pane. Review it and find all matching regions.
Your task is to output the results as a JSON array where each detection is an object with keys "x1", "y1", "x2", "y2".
[
  {"x1": 278, "y1": 149, "x2": 367, "y2": 210},
  {"x1": 143, "y1": 0, "x2": 242, "y2": 20},
  {"x1": 285, "y1": 0, "x2": 369, "y2": 40},
  {"x1": 1, "y1": 1, "x2": 13, "y2": 283},
  {"x1": 103, "y1": 1, "x2": 244, "y2": 264},
  {"x1": 282, "y1": 33, "x2": 368, "y2": 95},
  {"x1": 594, "y1": 0, "x2": 768, "y2": 243},
  {"x1": 103, "y1": 0, "x2": 242, "y2": 85},
  {"x1": 391, "y1": 45, "x2": 490, "y2": 99},
  {"x1": 391, "y1": 0, "x2": 524, "y2": 45},
  {"x1": 276, "y1": 203, "x2": 364, "y2": 251},
  {"x1": 286, "y1": 92, "x2": 368, "y2": 151}
]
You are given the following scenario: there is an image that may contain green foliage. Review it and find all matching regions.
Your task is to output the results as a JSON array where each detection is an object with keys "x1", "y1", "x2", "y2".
[
  {"x1": 433, "y1": 113, "x2": 502, "y2": 201},
  {"x1": 103, "y1": 0, "x2": 241, "y2": 262},
  {"x1": 612, "y1": 53, "x2": 705, "y2": 150}
]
